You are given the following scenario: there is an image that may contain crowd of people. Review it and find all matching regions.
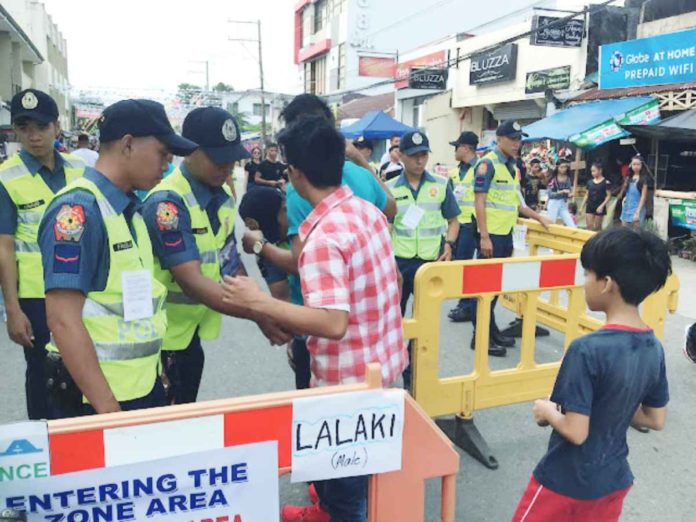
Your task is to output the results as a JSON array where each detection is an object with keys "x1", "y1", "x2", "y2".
[{"x1": 0, "y1": 88, "x2": 677, "y2": 522}]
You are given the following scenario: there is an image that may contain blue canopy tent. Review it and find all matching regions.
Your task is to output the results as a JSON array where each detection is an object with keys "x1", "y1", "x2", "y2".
[
  {"x1": 522, "y1": 96, "x2": 660, "y2": 150},
  {"x1": 341, "y1": 111, "x2": 415, "y2": 140}
]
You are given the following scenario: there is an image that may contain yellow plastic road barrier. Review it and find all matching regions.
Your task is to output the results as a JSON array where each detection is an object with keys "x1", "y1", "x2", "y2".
[{"x1": 503, "y1": 219, "x2": 680, "y2": 340}]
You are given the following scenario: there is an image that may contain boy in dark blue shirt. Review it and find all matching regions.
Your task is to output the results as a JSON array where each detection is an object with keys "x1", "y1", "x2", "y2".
[{"x1": 513, "y1": 227, "x2": 671, "y2": 522}]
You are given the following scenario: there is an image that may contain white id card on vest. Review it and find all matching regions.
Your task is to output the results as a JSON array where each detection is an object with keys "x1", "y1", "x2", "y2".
[
  {"x1": 402, "y1": 204, "x2": 425, "y2": 230},
  {"x1": 122, "y1": 270, "x2": 153, "y2": 322}
]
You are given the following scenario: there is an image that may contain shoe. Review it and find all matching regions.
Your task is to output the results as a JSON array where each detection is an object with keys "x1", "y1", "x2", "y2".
[
  {"x1": 448, "y1": 307, "x2": 473, "y2": 323},
  {"x1": 308, "y1": 483, "x2": 319, "y2": 504},
  {"x1": 470, "y1": 336, "x2": 507, "y2": 357},
  {"x1": 281, "y1": 504, "x2": 330, "y2": 522},
  {"x1": 492, "y1": 330, "x2": 515, "y2": 347}
]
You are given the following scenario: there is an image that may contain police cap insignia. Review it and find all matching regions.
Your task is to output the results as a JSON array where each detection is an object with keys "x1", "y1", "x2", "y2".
[{"x1": 21, "y1": 92, "x2": 38, "y2": 110}]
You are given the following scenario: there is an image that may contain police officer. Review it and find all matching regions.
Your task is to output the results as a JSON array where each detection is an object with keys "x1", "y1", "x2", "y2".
[
  {"x1": 471, "y1": 120, "x2": 550, "y2": 357},
  {"x1": 387, "y1": 130, "x2": 460, "y2": 390},
  {"x1": 143, "y1": 107, "x2": 288, "y2": 405},
  {"x1": 37, "y1": 99, "x2": 199, "y2": 416},
  {"x1": 447, "y1": 131, "x2": 479, "y2": 324},
  {"x1": 0, "y1": 89, "x2": 86, "y2": 420},
  {"x1": 352, "y1": 136, "x2": 377, "y2": 174}
]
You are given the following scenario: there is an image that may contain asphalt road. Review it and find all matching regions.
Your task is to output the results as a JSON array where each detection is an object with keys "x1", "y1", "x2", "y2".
[{"x1": 1, "y1": 249, "x2": 694, "y2": 521}]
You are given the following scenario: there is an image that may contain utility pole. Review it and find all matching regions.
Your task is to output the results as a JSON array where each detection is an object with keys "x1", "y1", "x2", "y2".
[{"x1": 229, "y1": 19, "x2": 267, "y2": 145}]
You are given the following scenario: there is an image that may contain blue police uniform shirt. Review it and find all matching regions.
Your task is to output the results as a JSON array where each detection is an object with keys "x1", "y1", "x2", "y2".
[
  {"x1": 0, "y1": 150, "x2": 67, "y2": 235},
  {"x1": 286, "y1": 161, "x2": 389, "y2": 306},
  {"x1": 391, "y1": 171, "x2": 460, "y2": 221},
  {"x1": 38, "y1": 167, "x2": 142, "y2": 295},
  {"x1": 533, "y1": 327, "x2": 669, "y2": 500},
  {"x1": 473, "y1": 149, "x2": 517, "y2": 193},
  {"x1": 142, "y1": 163, "x2": 231, "y2": 270}
]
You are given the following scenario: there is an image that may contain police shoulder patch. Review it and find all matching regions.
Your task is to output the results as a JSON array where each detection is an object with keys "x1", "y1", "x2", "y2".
[
  {"x1": 156, "y1": 201, "x2": 179, "y2": 231},
  {"x1": 54, "y1": 204, "x2": 86, "y2": 242},
  {"x1": 475, "y1": 161, "x2": 489, "y2": 177}
]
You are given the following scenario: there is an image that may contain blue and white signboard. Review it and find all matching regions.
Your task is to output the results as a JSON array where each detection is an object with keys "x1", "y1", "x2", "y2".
[{"x1": 599, "y1": 28, "x2": 696, "y2": 90}]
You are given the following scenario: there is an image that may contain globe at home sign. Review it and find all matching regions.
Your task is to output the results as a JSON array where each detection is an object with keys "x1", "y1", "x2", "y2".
[{"x1": 599, "y1": 28, "x2": 696, "y2": 90}]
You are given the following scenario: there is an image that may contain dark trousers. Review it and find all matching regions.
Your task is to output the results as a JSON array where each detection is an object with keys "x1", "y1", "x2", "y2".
[
  {"x1": 292, "y1": 337, "x2": 311, "y2": 390},
  {"x1": 161, "y1": 330, "x2": 205, "y2": 404},
  {"x1": 19, "y1": 298, "x2": 50, "y2": 420},
  {"x1": 454, "y1": 222, "x2": 477, "y2": 312},
  {"x1": 315, "y1": 475, "x2": 368, "y2": 522},
  {"x1": 82, "y1": 379, "x2": 167, "y2": 415},
  {"x1": 471, "y1": 233, "x2": 513, "y2": 334},
  {"x1": 396, "y1": 257, "x2": 428, "y2": 391}
]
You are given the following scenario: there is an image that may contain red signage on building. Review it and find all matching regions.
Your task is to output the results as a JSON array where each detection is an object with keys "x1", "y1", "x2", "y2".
[
  {"x1": 358, "y1": 56, "x2": 396, "y2": 77},
  {"x1": 394, "y1": 50, "x2": 447, "y2": 89}
]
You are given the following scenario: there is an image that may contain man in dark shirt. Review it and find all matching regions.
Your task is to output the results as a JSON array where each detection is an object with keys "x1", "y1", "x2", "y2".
[
  {"x1": 512, "y1": 228, "x2": 671, "y2": 521},
  {"x1": 255, "y1": 143, "x2": 287, "y2": 189}
]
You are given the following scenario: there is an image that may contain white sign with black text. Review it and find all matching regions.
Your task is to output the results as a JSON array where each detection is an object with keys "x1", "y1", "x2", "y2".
[{"x1": 291, "y1": 389, "x2": 405, "y2": 483}]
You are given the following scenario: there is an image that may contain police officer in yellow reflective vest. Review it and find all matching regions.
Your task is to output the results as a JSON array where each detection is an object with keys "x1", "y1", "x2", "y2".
[
  {"x1": 37, "y1": 99, "x2": 199, "y2": 416},
  {"x1": 143, "y1": 108, "x2": 288, "y2": 405},
  {"x1": 472, "y1": 120, "x2": 551, "y2": 358},
  {"x1": 387, "y1": 131, "x2": 460, "y2": 390},
  {"x1": 0, "y1": 89, "x2": 85, "y2": 420},
  {"x1": 447, "y1": 131, "x2": 480, "y2": 324}
]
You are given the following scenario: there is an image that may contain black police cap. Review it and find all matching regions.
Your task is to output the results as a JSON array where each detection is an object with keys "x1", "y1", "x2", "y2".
[
  {"x1": 496, "y1": 120, "x2": 528, "y2": 139},
  {"x1": 399, "y1": 131, "x2": 430, "y2": 156},
  {"x1": 352, "y1": 136, "x2": 374, "y2": 150},
  {"x1": 98, "y1": 99, "x2": 198, "y2": 156},
  {"x1": 11, "y1": 89, "x2": 59, "y2": 124},
  {"x1": 449, "y1": 131, "x2": 479, "y2": 148},
  {"x1": 182, "y1": 107, "x2": 250, "y2": 166}
]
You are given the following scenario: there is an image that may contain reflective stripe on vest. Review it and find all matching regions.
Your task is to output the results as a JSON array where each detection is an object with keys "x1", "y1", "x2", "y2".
[
  {"x1": 387, "y1": 173, "x2": 448, "y2": 260},
  {"x1": 0, "y1": 153, "x2": 85, "y2": 298},
  {"x1": 149, "y1": 168, "x2": 236, "y2": 350},
  {"x1": 477, "y1": 151, "x2": 520, "y2": 235},
  {"x1": 46, "y1": 177, "x2": 167, "y2": 404}
]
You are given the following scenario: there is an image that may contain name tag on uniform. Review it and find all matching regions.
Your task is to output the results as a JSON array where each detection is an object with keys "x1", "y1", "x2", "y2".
[
  {"x1": 122, "y1": 270, "x2": 153, "y2": 322},
  {"x1": 453, "y1": 185, "x2": 466, "y2": 202},
  {"x1": 113, "y1": 240, "x2": 134, "y2": 252},
  {"x1": 402, "y1": 204, "x2": 425, "y2": 230},
  {"x1": 192, "y1": 227, "x2": 209, "y2": 235},
  {"x1": 18, "y1": 199, "x2": 45, "y2": 210}
]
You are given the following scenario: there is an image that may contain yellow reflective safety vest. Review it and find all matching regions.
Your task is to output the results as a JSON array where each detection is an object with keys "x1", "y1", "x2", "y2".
[
  {"x1": 0, "y1": 152, "x2": 85, "y2": 298},
  {"x1": 149, "y1": 168, "x2": 236, "y2": 351},
  {"x1": 449, "y1": 162, "x2": 476, "y2": 225},
  {"x1": 387, "y1": 172, "x2": 448, "y2": 260},
  {"x1": 477, "y1": 150, "x2": 521, "y2": 235},
  {"x1": 46, "y1": 177, "x2": 167, "y2": 403}
]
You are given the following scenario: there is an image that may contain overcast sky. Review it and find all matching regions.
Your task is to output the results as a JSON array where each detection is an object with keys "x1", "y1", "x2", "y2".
[{"x1": 42, "y1": 0, "x2": 301, "y2": 98}]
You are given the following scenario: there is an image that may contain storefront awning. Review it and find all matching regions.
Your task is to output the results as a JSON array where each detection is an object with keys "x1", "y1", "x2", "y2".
[
  {"x1": 523, "y1": 96, "x2": 660, "y2": 149},
  {"x1": 623, "y1": 109, "x2": 696, "y2": 141}
]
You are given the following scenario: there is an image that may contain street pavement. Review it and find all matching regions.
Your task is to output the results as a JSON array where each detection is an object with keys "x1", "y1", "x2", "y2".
[{"x1": 0, "y1": 246, "x2": 694, "y2": 521}]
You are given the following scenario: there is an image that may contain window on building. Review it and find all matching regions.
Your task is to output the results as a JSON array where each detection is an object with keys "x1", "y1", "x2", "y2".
[
  {"x1": 337, "y1": 43, "x2": 346, "y2": 90},
  {"x1": 329, "y1": 0, "x2": 346, "y2": 17},
  {"x1": 314, "y1": 0, "x2": 328, "y2": 33},
  {"x1": 252, "y1": 103, "x2": 270, "y2": 117},
  {"x1": 304, "y1": 56, "x2": 327, "y2": 95},
  {"x1": 301, "y1": 6, "x2": 313, "y2": 48},
  {"x1": 227, "y1": 102, "x2": 239, "y2": 114}
]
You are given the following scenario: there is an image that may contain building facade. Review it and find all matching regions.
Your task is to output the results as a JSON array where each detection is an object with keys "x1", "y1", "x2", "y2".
[{"x1": 1, "y1": 0, "x2": 70, "y2": 129}]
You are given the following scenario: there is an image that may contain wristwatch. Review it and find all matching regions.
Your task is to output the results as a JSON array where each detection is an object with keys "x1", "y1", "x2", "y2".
[
  {"x1": 445, "y1": 240, "x2": 456, "y2": 249},
  {"x1": 253, "y1": 238, "x2": 268, "y2": 255}
]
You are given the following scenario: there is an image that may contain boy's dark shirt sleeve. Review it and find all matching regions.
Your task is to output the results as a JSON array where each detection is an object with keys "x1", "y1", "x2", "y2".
[
  {"x1": 641, "y1": 352, "x2": 669, "y2": 408},
  {"x1": 550, "y1": 341, "x2": 596, "y2": 417}
]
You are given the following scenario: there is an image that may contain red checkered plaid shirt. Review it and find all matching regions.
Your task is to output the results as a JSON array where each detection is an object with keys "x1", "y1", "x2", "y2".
[{"x1": 298, "y1": 185, "x2": 407, "y2": 387}]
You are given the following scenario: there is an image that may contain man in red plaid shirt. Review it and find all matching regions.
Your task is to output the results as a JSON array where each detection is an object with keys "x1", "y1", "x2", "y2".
[{"x1": 223, "y1": 115, "x2": 406, "y2": 522}]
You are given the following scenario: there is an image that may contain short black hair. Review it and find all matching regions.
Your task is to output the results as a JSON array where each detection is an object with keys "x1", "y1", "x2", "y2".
[
  {"x1": 277, "y1": 115, "x2": 344, "y2": 189},
  {"x1": 529, "y1": 158, "x2": 541, "y2": 164},
  {"x1": 280, "y1": 94, "x2": 335, "y2": 126},
  {"x1": 580, "y1": 227, "x2": 671, "y2": 306},
  {"x1": 266, "y1": 143, "x2": 279, "y2": 150},
  {"x1": 78, "y1": 133, "x2": 90, "y2": 143},
  {"x1": 591, "y1": 161, "x2": 603, "y2": 170}
]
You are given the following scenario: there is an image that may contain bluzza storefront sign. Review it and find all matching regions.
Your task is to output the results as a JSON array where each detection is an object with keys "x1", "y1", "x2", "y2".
[
  {"x1": 470, "y1": 43, "x2": 518, "y2": 85},
  {"x1": 599, "y1": 28, "x2": 696, "y2": 90}
]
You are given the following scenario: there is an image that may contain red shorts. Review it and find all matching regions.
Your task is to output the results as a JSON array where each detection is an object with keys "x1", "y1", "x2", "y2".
[{"x1": 511, "y1": 476, "x2": 632, "y2": 522}]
